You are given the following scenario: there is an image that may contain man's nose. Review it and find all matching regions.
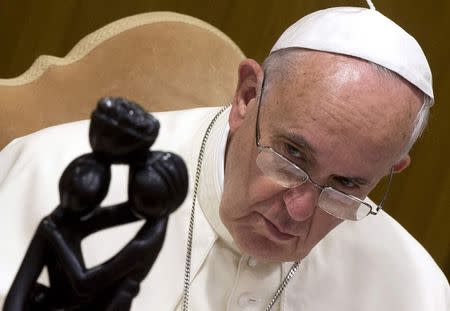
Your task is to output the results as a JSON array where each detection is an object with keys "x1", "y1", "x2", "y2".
[{"x1": 282, "y1": 182, "x2": 320, "y2": 221}]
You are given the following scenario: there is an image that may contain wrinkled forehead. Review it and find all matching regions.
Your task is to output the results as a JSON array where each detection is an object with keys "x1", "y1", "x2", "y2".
[{"x1": 260, "y1": 52, "x2": 422, "y2": 163}]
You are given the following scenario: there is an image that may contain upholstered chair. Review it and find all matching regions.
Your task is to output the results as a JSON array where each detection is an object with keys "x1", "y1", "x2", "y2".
[{"x1": 0, "y1": 11, "x2": 245, "y2": 150}]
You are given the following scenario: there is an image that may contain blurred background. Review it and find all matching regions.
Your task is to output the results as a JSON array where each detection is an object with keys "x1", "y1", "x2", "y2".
[{"x1": 0, "y1": 0, "x2": 448, "y2": 278}]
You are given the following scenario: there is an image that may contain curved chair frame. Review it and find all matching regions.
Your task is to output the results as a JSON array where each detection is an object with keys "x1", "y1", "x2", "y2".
[{"x1": 0, "y1": 11, "x2": 245, "y2": 150}]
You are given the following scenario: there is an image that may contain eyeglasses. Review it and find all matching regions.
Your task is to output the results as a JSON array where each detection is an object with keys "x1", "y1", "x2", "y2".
[{"x1": 254, "y1": 74, "x2": 394, "y2": 221}]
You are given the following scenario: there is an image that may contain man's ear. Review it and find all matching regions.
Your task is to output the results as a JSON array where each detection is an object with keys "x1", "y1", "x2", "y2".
[
  {"x1": 229, "y1": 59, "x2": 263, "y2": 132},
  {"x1": 392, "y1": 154, "x2": 411, "y2": 173}
]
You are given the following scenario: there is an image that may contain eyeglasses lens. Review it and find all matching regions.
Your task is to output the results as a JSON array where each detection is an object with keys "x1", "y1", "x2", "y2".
[
  {"x1": 256, "y1": 148, "x2": 308, "y2": 188},
  {"x1": 318, "y1": 188, "x2": 371, "y2": 221},
  {"x1": 256, "y1": 148, "x2": 371, "y2": 221}
]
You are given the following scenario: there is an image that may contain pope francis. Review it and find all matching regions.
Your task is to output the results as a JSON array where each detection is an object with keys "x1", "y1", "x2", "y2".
[{"x1": 0, "y1": 3, "x2": 449, "y2": 311}]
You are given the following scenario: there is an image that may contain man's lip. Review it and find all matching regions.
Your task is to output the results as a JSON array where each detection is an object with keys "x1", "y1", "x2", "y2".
[{"x1": 260, "y1": 215, "x2": 296, "y2": 241}]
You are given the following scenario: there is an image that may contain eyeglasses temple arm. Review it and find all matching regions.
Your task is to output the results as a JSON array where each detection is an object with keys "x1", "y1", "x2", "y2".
[
  {"x1": 372, "y1": 167, "x2": 395, "y2": 214},
  {"x1": 255, "y1": 73, "x2": 267, "y2": 148}
]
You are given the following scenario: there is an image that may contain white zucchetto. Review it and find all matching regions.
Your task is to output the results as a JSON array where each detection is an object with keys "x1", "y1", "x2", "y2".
[{"x1": 270, "y1": 6, "x2": 434, "y2": 101}]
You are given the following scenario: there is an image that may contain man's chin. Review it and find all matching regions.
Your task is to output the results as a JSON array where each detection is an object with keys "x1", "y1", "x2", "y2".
[{"x1": 232, "y1": 229, "x2": 308, "y2": 263}]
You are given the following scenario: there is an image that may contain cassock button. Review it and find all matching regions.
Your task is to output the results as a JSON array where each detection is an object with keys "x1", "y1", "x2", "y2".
[
  {"x1": 237, "y1": 292, "x2": 261, "y2": 308},
  {"x1": 247, "y1": 257, "x2": 258, "y2": 267}
]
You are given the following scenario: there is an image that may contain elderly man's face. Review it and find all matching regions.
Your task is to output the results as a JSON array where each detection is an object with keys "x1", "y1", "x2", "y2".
[{"x1": 219, "y1": 51, "x2": 422, "y2": 262}]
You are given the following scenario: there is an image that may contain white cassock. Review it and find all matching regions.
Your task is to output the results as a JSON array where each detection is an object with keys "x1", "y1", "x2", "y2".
[{"x1": 0, "y1": 106, "x2": 449, "y2": 310}]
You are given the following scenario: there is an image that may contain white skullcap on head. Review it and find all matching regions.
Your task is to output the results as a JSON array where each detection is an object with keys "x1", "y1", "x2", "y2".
[{"x1": 270, "y1": 6, "x2": 434, "y2": 101}]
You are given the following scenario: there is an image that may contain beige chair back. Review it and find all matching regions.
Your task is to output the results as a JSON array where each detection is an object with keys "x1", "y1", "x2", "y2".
[{"x1": 0, "y1": 12, "x2": 245, "y2": 150}]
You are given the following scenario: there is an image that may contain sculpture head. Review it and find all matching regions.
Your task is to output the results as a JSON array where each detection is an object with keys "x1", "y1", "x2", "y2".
[
  {"x1": 89, "y1": 97, "x2": 160, "y2": 161},
  {"x1": 59, "y1": 154, "x2": 111, "y2": 215},
  {"x1": 129, "y1": 151, "x2": 188, "y2": 219}
]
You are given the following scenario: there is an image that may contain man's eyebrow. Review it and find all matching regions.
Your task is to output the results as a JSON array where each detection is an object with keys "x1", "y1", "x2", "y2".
[
  {"x1": 333, "y1": 175, "x2": 369, "y2": 186},
  {"x1": 284, "y1": 132, "x2": 317, "y2": 157}
]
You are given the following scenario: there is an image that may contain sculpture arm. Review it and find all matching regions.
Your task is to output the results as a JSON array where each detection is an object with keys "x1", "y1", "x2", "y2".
[
  {"x1": 41, "y1": 217, "x2": 167, "y2": 296},
  {"x1": 79, "y1": 202, "x2": 140, "y2": 236}
]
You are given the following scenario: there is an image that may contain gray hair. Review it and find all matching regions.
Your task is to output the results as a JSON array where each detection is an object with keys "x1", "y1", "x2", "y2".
[
  {"x1": 261, "y1": 49, "x2": 432, "y2": 155},
  {"x1": 403, "y1": 94, "x2": 432, "y2": 154}
]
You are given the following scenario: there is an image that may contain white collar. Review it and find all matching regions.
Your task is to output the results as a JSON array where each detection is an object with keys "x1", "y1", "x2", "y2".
[{"x1": 197, "y1": 107, "x2": 240, "y2": 253}]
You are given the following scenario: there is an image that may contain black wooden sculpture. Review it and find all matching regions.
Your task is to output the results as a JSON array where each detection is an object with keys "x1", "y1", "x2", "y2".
[{"x1": 4, "y1": 97, "x2": 188, "y2": 310}]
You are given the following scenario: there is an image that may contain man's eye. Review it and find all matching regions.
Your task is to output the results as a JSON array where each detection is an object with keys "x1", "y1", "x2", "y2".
[
  {"x1": 286, "y1": 144, "x2": 304, "y2": 160},
  {"x1": 335, "y1": 177, "x2": 358, "y2": 189}
]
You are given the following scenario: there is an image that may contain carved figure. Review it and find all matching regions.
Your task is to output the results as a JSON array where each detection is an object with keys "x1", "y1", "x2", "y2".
[{"x1": 4, "y1": 98, "x2": 188, "y2": 310}]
